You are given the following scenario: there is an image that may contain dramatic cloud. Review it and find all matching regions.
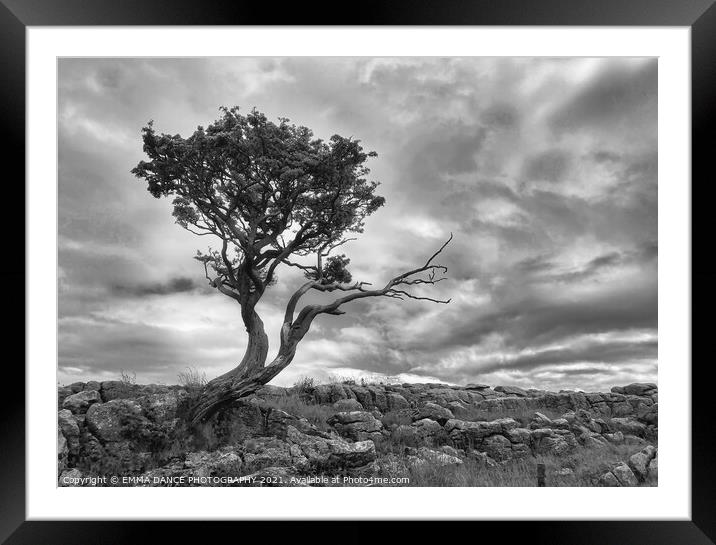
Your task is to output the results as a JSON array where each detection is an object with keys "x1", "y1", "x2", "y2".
[{"x1": 58, "y1": 57, "x2": 657, "y2": 391}]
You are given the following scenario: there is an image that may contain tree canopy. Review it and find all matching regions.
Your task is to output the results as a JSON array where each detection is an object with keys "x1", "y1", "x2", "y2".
[{"x1": 132, "y1": 107, "x2": 385, "y2": 305}]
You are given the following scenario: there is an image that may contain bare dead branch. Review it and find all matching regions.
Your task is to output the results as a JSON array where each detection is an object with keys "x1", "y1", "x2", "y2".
[{"x1": 291, "y1": 233, "x2": 453, "y2": 326}]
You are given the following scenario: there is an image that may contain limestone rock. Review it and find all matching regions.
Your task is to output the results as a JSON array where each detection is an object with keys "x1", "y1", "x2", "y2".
[
  {"x1": 628, "y1": 445, "x2": 657, "y2": 482},
  {"x1": 85, "y1": 399, "x2": 147, "y2": 443},
  {"x1": 408, "y1": 447, "x2": 463, "y2": 468},
  {"x1": 494, "y1": 385, "x2": 529, "y2": 397},
  {"x1": 530, "y1": 412, "x2": 553, "y2": 429},
  {"x1": 62, "y1": 390, "x2": 101, "y2": 415},
  {"x1": 332, "y1": 398, "x2": 364, "y2": 412},
  {"x1": 531, "y1": 428, "x2": 577, "y2": 456},
  {"x1": 612, "y1": 462, "x2": 638, "y2": 486},
  {"x1": 623, "y1": 383, "x2": 657, "y2": 396},
  {"x1": 609, "y1": 417, "x2": 647, "y2": 437},
  {"x1": 599, "y1": 471, "x2": 621, "y2": 486},
  {"x1": 241, "y1": 438, "x2": 292, "y2": 470},
  {"x1": 286, "y1": 425, "x2": 376, "y2": 475},
  {"x1": 648, "y1": 452, "x2": 658, "y2": 479},
  {"x1": 58, "y1": 408, "x2": 81, "y2": 458},
  {"x1": 411, "y1": 418, "x2": 444, "y2": 444},
  {"x1": 413, "y1": 402, "x2": 454, "y2": 425},
  {"x1": 327, "y1": 411, "x2": 384, "y2": 441},
  {"x1": 58, "y1": 468, "x2": 84, "y2": 487},
  {"x1": 387, "y1": 392, "x2": 410, "y2": 410},
  {"x1": 58, "y1": 428, "x2": 68, "y2": 472}
]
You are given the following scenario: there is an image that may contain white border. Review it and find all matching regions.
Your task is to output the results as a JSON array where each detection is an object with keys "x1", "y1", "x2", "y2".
[{"x1": 28, "y1": 27, "x2": 690, "y2": 520}]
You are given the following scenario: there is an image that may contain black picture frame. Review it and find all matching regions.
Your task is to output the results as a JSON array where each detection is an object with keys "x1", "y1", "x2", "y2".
[{"x1": 3, "y1": 1, "x2": 714, "y2": 543}]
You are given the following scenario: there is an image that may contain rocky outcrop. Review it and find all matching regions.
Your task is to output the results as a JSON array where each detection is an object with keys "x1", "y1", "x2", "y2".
[
  {"x1": 326, "y1": 411, "x2": 384, "y2": 441},
  {"x1": 62, "y1": 390, "x2": 101, "y2": 414},
  {"x1": 413, "y1": 402, "x2": 454, "y2": 425},
  {"x1": 599, "y1": 445, "x2": 658, "y2": 486},
  {"x1": 57, "y1": 380, "x2": 657, "y2": 487}
]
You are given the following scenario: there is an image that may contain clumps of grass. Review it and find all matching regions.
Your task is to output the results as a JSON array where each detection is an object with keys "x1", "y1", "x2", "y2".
[
  {"x1": 262, "y1": 393, "x2": 338, "y2": 431},
  {"x1": 177, "y1": 366, "x2": 207, "y2": 391},
  {"x1": 119, "y1": 369, "x2": 136, "y2": 385},
  {"x1": 327, "y1": 374, "x2": 357, "y2": 385},
  {"x1": 293, "y1": 376, "x2": 316, "y2": 394}
]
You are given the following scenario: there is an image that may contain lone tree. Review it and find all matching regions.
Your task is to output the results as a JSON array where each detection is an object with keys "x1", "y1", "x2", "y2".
[{"x1": 132, "y1": 107, "x2": 452, "y2": 424}]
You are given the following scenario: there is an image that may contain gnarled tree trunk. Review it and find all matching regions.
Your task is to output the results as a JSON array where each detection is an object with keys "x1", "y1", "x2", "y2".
[{"x1": 189, "y1": 307, "x2": 306, "y2": 425}]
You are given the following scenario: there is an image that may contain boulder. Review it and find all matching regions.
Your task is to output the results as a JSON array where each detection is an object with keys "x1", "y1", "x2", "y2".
[
  {"x1": 464, "y1": 383, "x2": 491, "y2": 390},
  {"x1": 367, "y1": 386, "x2": 388, "y2": 411},
  {"x1": 58, "y1": 468, "x2": 84, "y2": 487},
  {"x1": 392, "y1": 424, "x2": 420, "y2": 447},
  {"x1": 530, "y1": 412, "x2": 553, "y2": 429},
  {"x1": 627, "y1": 445, "x2": 657, "y2": 482},
  {"x1": 427, "y1": 387, "x2": 462, "y2": 404},
  {"x1": 445, "y1": 417, "x2": 519, "y2": 449},
  {"x1": 286, "y1": 425, "x2": 376, "y2": 475},
  {"x1": 327, "y1": 411, "x2": 383, "y2": 441},
  {"x1": 637, "y1": 402, "x2": 658, "y2": 425},
  {"x1": 531, "y1": 428, "x2": 577, "y2": 456},
  {"x1": 628, "y1": 451, "x2": 651, "y2": 481},
  {"x1": 609, "y1": 418, "x2": 647, "y2": 437},
  {"x1": 551, "y1": 418, "x2": 570, "y2": 430},
  {"x1": 438, "y1": 445, "x2": 462, "y2": 458},
  {"x1": 648, "y1": 453, "x2": 658, "y2": 479},
  {"x1": 468, "y1": 450, "x2": 499, "y2": 468},
  {"x1": 85, "y1": 399, "x2": 147, "y2": 443},
  {"x1": 408, "y1": 447, "x2": 463, "y2": 468},
  {"x1": 62, "y1": 390, "x2": 101, "y2": 415},
  {"x1": 387, "y1": 393, "x2": 410, "y2": 410},
  {"x1": 347, "y1": 385, "x2": 373, "y2": 409},
  {"x1": 333, "y1": 398, "x2": 364, "y2": 412},
  {"x1": 241, "y1": 437, "x2": 293, "y2": 470},
  {"x1": 411, "y1": 418, "x2": 444, "y2": 444},
  {"x1": 599, "y1": 471, "x2": 621, "y2": 487},
  {"x1": 494, "y1": 385, "x2": 529, "y2": 397},
  {"x1": 413, "y1": 402, "x2": 454, "y2": 425},
  {"x1": 580, "y1": 432, "x2": 609, "y2": 449},
  {"x1": 84, "y1": 381, "x2": 101, "y2": 392},
  {"x1": 139, "y1": 389, "x2": 186, "y2": 422},
  {"x1": 67, "y1": 382, "x2": 85, "y2": 394},
  {"x1": 185, "y1": 446, "x2": 244, "y2": 476},
  {"x1": 481, "y1": 434, "x2": 513, "y2": 462},
  {"x1": 603, "y1": 431, "x2": 624, "y2": 444},
  {"x1": 612, "y1": 462, "x2": 639, "y2": 486},
  {"x1": 58, "y1": 409, "x2": 80, "y2": 457},
  {"x1": 506, "y1": 427, "x2": 532, "y2": 445},
  {"x1": 58, "y1": 428, "x2": 68, "y2": 472},
  {"x1": 623, "y1": 383, "x2": 657, "y2": 396}
]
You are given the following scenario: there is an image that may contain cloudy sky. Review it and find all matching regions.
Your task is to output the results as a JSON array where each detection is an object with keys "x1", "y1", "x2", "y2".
[{"x1": 58, "y1": 57, "x2": 657, "y2": 391}]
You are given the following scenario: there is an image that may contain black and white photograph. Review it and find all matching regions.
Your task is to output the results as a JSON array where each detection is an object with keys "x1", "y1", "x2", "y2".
[{"x1": 57, "y1": 56, "x2": 658, "y2": 488}]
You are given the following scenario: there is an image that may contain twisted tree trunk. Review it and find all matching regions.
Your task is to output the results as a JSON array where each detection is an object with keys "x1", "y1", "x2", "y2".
[{"x1": 189, "y1": 307, "x2": 305, "y2": 425}]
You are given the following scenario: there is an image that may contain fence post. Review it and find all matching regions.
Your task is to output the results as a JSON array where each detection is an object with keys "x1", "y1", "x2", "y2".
[{"x1": 537, "y1": 463, "x2": 546, "y2": 487}]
